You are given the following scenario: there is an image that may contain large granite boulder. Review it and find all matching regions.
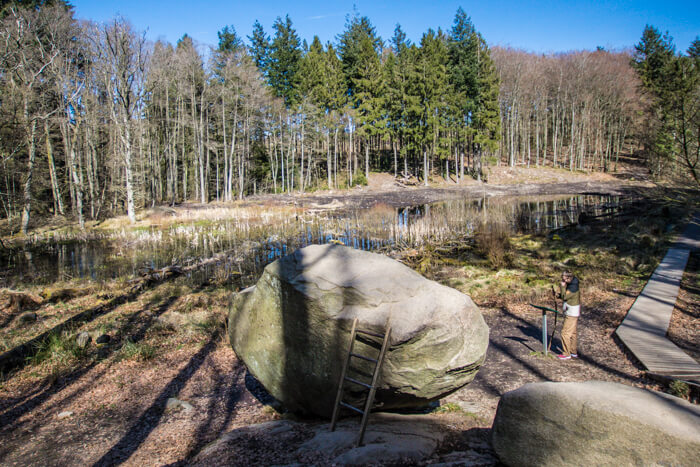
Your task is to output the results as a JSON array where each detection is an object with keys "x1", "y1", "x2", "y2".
[
  {"x1": 492, "y1": 381, "x2": 700, "y2": 466},
  {"x1": 228, "y1": 244, "x2": 489, "y2": 417}
]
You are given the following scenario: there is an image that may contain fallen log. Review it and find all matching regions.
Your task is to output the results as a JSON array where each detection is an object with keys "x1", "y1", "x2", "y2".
[{"x1": 0, "y1": 289, "x2": 43, "y2": 314}]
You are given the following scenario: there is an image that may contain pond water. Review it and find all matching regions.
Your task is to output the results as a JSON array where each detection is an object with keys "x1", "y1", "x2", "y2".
[{"x1": 0, "y1": 194, "x2": 624, "y2": 288}]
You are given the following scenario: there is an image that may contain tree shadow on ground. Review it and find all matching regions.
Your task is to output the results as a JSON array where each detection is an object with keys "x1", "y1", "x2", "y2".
[
  {"x1": 0, "y1": 283, "x2": 163, "y2": 375},
  {"x1": 93, "y1": 332, "x2": 223, "y2": 466},
  {"x1": 0, "y1": 284, "x2": 204, "y2": 462},
  {"x1": 437, "y1": 426, "x2": 497, "y2": 462}
]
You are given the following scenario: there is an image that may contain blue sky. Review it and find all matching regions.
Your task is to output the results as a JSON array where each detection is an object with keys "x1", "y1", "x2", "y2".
[{"x1": 70, "y1": 1, "x2": 699, "y2": 54}]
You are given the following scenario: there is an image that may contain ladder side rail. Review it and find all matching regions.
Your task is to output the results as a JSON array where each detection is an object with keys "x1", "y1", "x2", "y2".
[
  {"x1": 330, "y1": 318, "x2": 359, "y2": 431},
  {"x1": 356, "y1": 325, "x2": 392, "y2": 447}
]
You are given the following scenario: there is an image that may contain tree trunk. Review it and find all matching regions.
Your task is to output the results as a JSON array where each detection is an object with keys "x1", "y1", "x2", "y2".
[
  {"x1": 365, "y1": 141, "x2": 369, "y2": 181},
  {"x1": 45, "y1": 120, "x2": 64, "y2": 216},
  {"x1": 327, "y1": 131, "x2": 332, "y2": 188},
  {"x1": 20, "y1": 116, "x2": 37, "y2": 235},
  {"x1": 123, "y1": 120, "x2": 136, "y2": 223},
  {"x1": 300, "y1": 116, "x2": 305, "y2": 192},
  {"x1": 69, "y1": 131, "x2": 85, "y2": 230},
  {"x1": 423, "y1": 149, "x2": 428, "y2": 186}
]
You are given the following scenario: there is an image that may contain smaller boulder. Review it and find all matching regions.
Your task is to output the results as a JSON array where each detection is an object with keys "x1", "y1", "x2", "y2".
[
  {"x1": 166, "y1": 397, "x2": 193, "y2": 412},
  {"x1": 19, "y1": 311, "x2": 38, "y2": 323},
  {"x1": 76, "y1": 332, "x2": 91, "y2": 349},
  {"x1": 491, "y1": 381, "x2": 700, "y2": 466},
  {"x1": 95, "y1": 334, "x2": 111, "y2": 345},
  {"x1": 57, "y1": 411, "x2": 73, "y2": 420}
]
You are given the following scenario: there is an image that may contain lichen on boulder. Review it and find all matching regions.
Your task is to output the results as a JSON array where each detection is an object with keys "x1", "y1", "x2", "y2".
[{"x1": 228, "y1": 244, "x2": 489, "y2": 417}]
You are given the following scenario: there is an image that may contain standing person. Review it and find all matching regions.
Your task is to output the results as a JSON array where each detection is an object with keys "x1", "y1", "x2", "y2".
[{"x1": 557, "y1": 271, "x2": 580, "y2": 360}]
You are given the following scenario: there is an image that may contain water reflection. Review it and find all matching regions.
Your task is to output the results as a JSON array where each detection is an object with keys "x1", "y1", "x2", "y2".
[{"x1": 0, "y1": 194, "x2": 622, "y2": 287}]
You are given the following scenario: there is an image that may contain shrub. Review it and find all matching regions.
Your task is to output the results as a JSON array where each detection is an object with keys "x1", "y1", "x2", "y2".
[
  {"x1": 639, "y1": 234, "x2": 655, "y2": 249},
  {"x1": 117, "y1": 340, "x2": 156, "y2": 361},
  {"x1": 31, "y1": 331, "x2": 86, "y2": 366},
  {"x1": 475, "y1": 224, "x2": 512, "y2": 269},
  {"x1": 669, "y1": 379, "x2": 690, "y2": 399},
  {"x1": 350, "y1": 172, "x2": 368, "y2": 186}
]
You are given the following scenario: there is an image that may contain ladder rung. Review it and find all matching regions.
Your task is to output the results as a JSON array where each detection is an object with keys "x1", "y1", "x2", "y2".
[
  {"x1": 344, "y1": 376, "x2": 372, "y2": 389},
  {"x1": 340, "y1": 401, "x2": 365, "y2": 414},
  {"x1": 350, "y1": 353, "x2": 378, "y2": 363},
  {"x1": 356, "y1": 329, "x2": 385, "y2": 338}
]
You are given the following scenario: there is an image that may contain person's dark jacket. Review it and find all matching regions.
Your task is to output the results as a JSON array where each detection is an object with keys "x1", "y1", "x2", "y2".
[{"x1": 560, "y1": 277, "x2": 580, "y2": 306}]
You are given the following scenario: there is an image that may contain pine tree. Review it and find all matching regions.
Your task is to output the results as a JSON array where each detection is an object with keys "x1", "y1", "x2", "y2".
[
  {"x1": 248, "y1": 20, "x2": 270, "y2": 76},
  {"x1": 217, "y1": 25, "x2": 242, "y2": 53},
  {"x1": 338, "y1": 12, "x2": 385, "y2": 179},
  {"x1": 213, "y1": 25, "x2": 243, "y2": 76},
  {"x1": 665, "y1": 43, "x2": 700, "y2": 184},
  {"x1": 298, "y1": 36, "x2": 326, "y2": 107},
  {"x1": 384, "y1": 25, "x2": 413, "y2": 175},
  {"x1": 632, "y1": 26, "x2": 675, "y2": 91},
  {"x1": 448, "y1": 8, "x2": 478, "y2": 117},
  {"x1": 403, "y1": 44, "x2": 424, "y2": 169},
  {"x1": 414, "y1": 29, "x2": 450, "y2": 183},
  {"x1": 688, "y1": 37, "x2": 700, "y2": 59},
  {"x1": 447, "y1": 8, "x2": 481, "y2": 178},
  {"x1": 267, "y1": 15, "x2": 301, "y2": 107},
  {"x1": 632, "y1": 25, "x2": 677, "y2": 175},
  {"x1": 446, "y1": 8, "x2": 499, "y2": 180},
  {"x1": 353, "y1": 34, "x2": 385, "y2": 179},
  {"x1": 390, "y1": 23, "x2": 410, "y2": 55},
  {"x1": 0, "y1": 0, "x2": 71, "y2": 16},
  {"x1": 324, "y1": 43, "x2": 346, "y2": 112},
  {"x1": 472, "y1": 33, "x2": 501, "y2": 180},
  {"x1": 338, "y1": 12, "x2": 382, "y2": 97}
]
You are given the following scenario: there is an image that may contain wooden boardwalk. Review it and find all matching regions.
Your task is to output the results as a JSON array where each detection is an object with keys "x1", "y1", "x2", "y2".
[{"x1": 616, "y1": 214, "x2": 700, "y2": 386}]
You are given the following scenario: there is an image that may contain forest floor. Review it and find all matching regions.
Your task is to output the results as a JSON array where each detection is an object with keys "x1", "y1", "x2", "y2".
[
  {"x1": 668, "y1": 252, "x2": 700, "y2": 363},
  {"x1": 0, "y1": 161, "x2": 699, "y2": 465}
]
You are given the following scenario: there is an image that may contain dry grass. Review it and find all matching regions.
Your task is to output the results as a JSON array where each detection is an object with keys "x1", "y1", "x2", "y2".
[
  {"x1": 486, "y1": 164, "x2": 627, "y2": 185},
  {"x1": 0, "y1": 278, "x2": 231, "y2": 383},
  {"x1": 474, "y1": 224, "x2": 513, "y2": 270},
  {"x1": 410, "y1": 197, "x2": 684, "y2": 311}
]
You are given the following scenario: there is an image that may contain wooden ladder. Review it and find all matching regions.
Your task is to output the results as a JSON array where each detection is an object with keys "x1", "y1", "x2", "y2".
[{"x1": 330, "y1": 318, "x2": 392, "y2": 447}]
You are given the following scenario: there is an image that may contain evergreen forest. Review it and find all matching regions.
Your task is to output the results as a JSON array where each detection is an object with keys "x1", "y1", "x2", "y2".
[{"x1": 1, "y1": 1, "x2": 698, "y2": 234}]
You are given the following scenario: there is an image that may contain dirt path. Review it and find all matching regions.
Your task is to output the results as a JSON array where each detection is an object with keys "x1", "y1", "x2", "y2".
[{"x1": 445, "y1": 298, "x2": 654, "y2": 420}]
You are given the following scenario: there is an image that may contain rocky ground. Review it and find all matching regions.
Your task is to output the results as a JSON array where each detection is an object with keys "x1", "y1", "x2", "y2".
[{"x1": 0, "y1": 162, "x2": 698, "y2": 466}]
